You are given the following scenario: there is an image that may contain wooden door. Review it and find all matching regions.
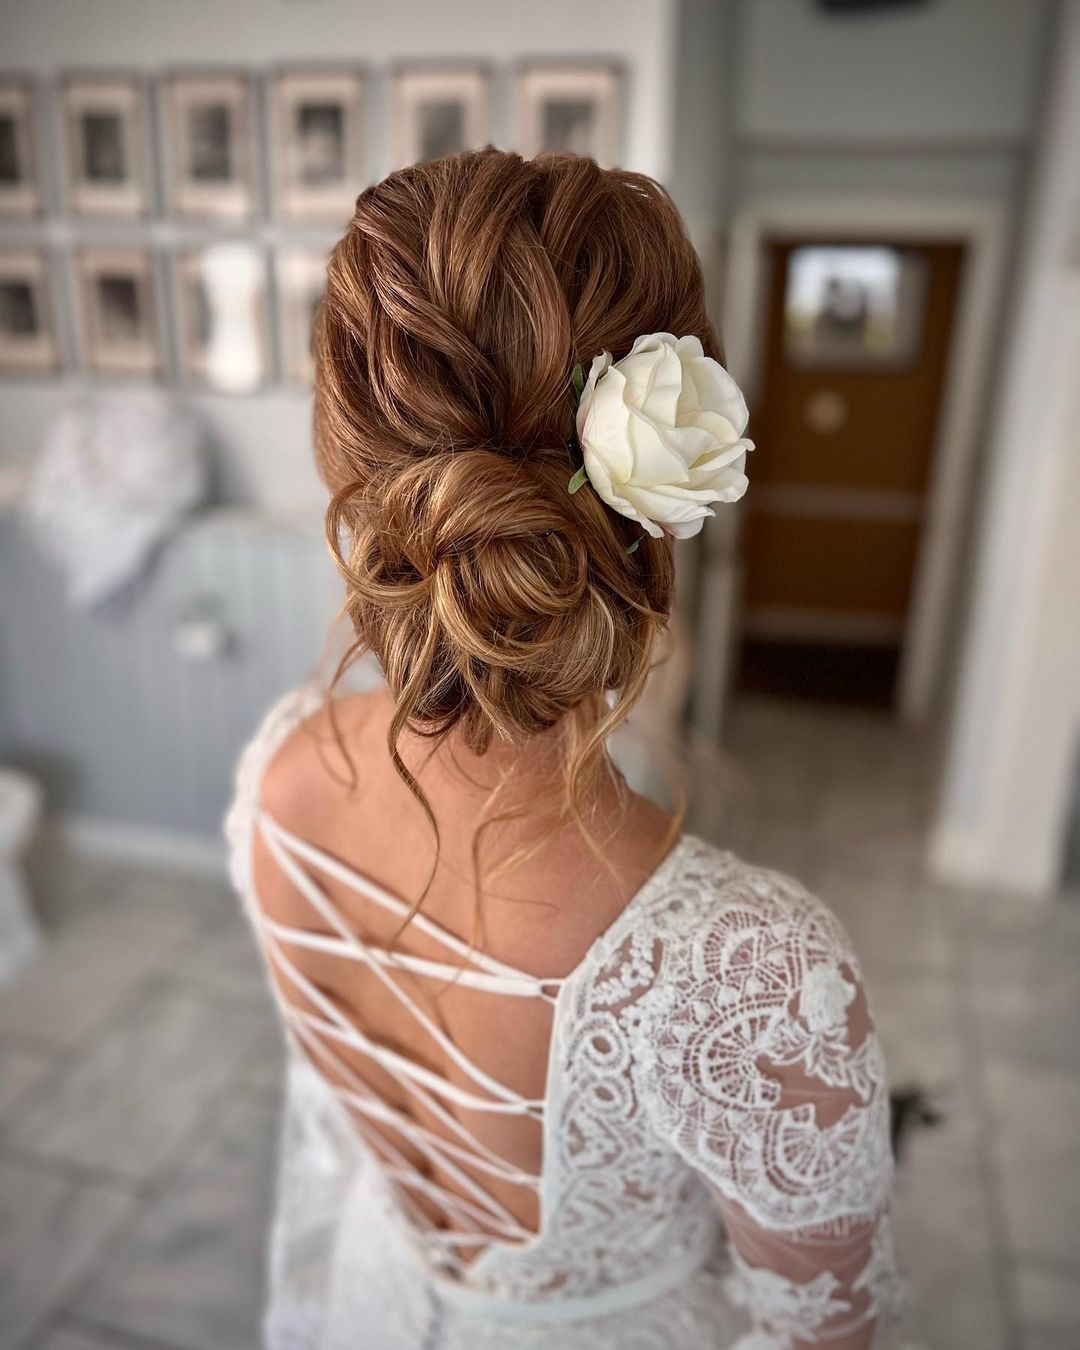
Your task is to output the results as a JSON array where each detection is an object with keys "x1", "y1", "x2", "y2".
[{"x1": 738, "y1": 238, "x2": 965, "y2": 706}]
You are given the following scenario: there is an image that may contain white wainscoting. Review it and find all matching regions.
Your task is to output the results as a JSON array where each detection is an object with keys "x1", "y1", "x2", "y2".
[{"x1": 0, "y1": 508, "x2": 352, "y2": 846}]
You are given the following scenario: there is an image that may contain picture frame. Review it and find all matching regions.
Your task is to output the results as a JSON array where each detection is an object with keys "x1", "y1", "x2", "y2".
[
  {"x1": 173, "y1": 242, "x2": 269, "y2": 392},
  {"x1": 0, "y1": 79, "x2": 43, "y2": 217},
  {"x1": 61, "y1": 73, "x2": 152, "y2": 218},
  {"x1": 162, "y1": 71, "x2": 258, "y2": 221},
  {"x1": 74, "y1": 247, "x2": 162, "y2": 378},
  {"x1": 390, "y1": 64, "x2": 490, "y2": 168},
  {"x1": 782, "y1": 245, "x2": 929, "y2": 370},
  {"x1": 515, "y1": 62, "x2": 623, "y2": 167},
  {"x1": 0, "y1": 248, "x2": 59, "y2": 374},
  {"x1": 271, "y1": 67, "x2": 365, "y2": 224},
  {"x1": 275, "y1": 246, "x2": 329, "y2": 388}
]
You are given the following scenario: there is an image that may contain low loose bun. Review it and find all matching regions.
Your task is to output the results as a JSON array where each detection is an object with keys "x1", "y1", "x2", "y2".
[{"x1": 333, "y1": 444, "x2": 674, "y2": 753}]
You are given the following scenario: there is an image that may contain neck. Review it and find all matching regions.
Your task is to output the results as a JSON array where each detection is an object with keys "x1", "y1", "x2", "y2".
[{"x1": 388, "y1": 695, "x2": 625, "y2": 822}]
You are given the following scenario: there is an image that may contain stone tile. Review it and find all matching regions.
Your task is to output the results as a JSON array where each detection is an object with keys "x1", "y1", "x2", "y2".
[
  {"x1": 0, "y1": 890, "x2": 204, "y2": 1050},
  {"x1": 72, "y1": 1096, "x2": 277, "y2": 1350},
  {"x1": 891, "y1": 1134, "x2": 1008, "y2": 1350},
  {"x1": 7, "y1": 986, "x2": 264, "y2": 1180},
  {"x1": 968, "y1": 965, "x2": 1080, "y2": 1074},
  {"x1": 22, "y1": 844, "x2": 122, "y2": 934},
  {"x1": 869, "y1": 972, "x2": 977, "y2": 1161},
  {"x1": 813, "y1": 781, "x2": 928, "y2": 874},
  {"x1": 0, "y1": 1041, "x2": 54, "y2": 1128},
  {"x1": 236, "y1": 1018, "x2": 287, "y2": 1097},
  {"x1": 733, "y1": 819, "x2": 818, "y2": 880},
  {"x1": 985, "y1": 1062, "x2": 1080, "y2": 1265},
  {"x1": 29, "y1": 1321, "x2": 133, "y2": 1350},
  {"x1": 958, "y1": 896, "x2": 1080, "y2": 1073},
  {"x1": 167, "y1": 908, "x2": 274, "y2": 1008},
  {"x1": 814, "y1": 868, "x2": 951, "y2": 981},
  {"x1": 0, "y1": 1160, "x2": 134, "y2": 1348},
  {"x1": 1014, "y1": 1261, "x2": 1080, "y2": 1350}
]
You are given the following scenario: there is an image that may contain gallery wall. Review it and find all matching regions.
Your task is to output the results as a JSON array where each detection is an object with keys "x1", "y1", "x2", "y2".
[{"x1": 0, "y1": 0, "x2": 679, "y2": 514}]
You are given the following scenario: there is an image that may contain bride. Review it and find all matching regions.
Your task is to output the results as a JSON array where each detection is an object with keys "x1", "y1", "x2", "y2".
[{"x1": 226, "y1": 147, "x2": 901, "y2": 1349}]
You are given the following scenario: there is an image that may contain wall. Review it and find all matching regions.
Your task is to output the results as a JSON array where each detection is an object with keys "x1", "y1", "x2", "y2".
[
  {"x1": 730, "y1": 0, "x2": 1051, "y2": 206},
  {"x1": 0, "y1": 508, "x2": 352, "y2": 852},
  {"x1": 0, "y1": 0, "x2": 678, "y2": 513},
  {"x1": 930, "y1": 0, "x2": 1080, "y2": 895}
]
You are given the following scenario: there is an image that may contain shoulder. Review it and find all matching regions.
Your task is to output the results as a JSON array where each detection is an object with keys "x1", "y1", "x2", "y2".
[
  {"x1": 224, "y1": 683, "x2": 392, "y2": 894},
  {"x1": 641, "y1": 833, "x2": 857, "y2": 975},
  {"x1": 223, "y1": 683, "x2": 325, "y2": 896}
]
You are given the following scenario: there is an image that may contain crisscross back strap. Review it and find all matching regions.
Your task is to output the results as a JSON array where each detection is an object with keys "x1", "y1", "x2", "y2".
[{"x1": 246, "y1": 804, "x2": 562, "y2": 1268}]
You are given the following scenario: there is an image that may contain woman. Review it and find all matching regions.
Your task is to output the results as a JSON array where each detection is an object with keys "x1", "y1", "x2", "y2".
[{"x1": 226, "y1": 149, "x2": 901, "y2": 1349}]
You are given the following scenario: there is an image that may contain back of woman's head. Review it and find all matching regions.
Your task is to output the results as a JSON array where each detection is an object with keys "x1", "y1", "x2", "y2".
[{"x1": 314, "y1": 148, "x2": 715, "y2": 816}]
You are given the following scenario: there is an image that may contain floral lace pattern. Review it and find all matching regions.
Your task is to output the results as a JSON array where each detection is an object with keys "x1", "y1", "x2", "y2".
[{"x1": 225, "y1": 688, "x2": 904, "y2": 1348}]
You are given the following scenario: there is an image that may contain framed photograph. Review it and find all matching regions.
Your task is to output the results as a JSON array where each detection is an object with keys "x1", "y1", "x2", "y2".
[
  {"x1": 0, "y1": 249, "x2": 59, "y2": 374},
  {"x1": 61, "y1": 74, "x2": 152, "y2": 218},
  {"x1": 515, "y1": 63, "x2": 623, "y2": 166},
  {"x1": 391, "y1": 65, "x2": 490, "y2": 168},
  {"x1": 74, "y1": 247, "x2": 161, "y2": 377},
  {"x1": 276, "y1": 247, "x2": 328, "y2": 387},
  {"x1": 782, "y1": 245, "x2": 929, "y2": 369},
  {"x1": 163, "y1": 71, "x2": 258, "y2": 221},
  {"x1": 271, "y1": 67, "x2": 364, "y2": 223},
  {"x1": 173, "y1": 242, "x2": 268, "y2": 392},
  {"x1": 0, "y1": 80, "x2": 42, "y2": 217}
]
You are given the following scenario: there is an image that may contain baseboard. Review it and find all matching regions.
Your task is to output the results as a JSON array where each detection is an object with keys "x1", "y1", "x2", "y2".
[{"x1": 44, "y1": 814, "x2": 228, "y2": 878}]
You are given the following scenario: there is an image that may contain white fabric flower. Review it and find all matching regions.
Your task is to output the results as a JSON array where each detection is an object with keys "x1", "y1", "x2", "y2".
[
  {"x1": 574, "y1": 332, "x2": 753, "y2": 539},
  {"x1": 799, "y1": 963, "x2": 856, "y2": 1033}
]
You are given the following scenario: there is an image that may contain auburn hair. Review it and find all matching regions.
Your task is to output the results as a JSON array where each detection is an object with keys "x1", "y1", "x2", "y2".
[{"x1": 313, "y1": 148, "x2": 717, "y2": 928}]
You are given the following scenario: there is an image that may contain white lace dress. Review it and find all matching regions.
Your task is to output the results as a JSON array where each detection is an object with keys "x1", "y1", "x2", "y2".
[{"x1": 225, "y1": 687, "x2": 905, "y2": 1349}]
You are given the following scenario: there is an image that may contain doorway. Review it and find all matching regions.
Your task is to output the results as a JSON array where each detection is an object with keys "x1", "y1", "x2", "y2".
[{"x1": 736, "y1": 237, "x2": 965, "y2": 709}]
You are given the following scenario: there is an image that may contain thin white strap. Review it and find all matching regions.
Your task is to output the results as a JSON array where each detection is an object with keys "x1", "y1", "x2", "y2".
[
  {"x1": 260, "y1": 824, "x2": 541, "y2": 1108},
  {"x1": 286, "y1": 1010, "x2": 534, "y2": 1237},
  {"x1": 293, "y1": 1006, "x2": 542, "y2": 1115},
  {"x1": 259, "y1": 914, "x2": 557, "y2": 1000},
  {"x1": 342, "y1": 1087, "x2": 539, "y2": 1189},
  {"x1": 269, "y1": 932, "x2": 543, "y2": 1180},
  {"x1": 257, "y1": 808, "x2": 558, "y2": 986}
]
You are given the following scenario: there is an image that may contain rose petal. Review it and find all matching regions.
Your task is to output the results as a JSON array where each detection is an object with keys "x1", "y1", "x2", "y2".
[
  {"x1": 664, "y1": 510, "x2": 713, "y2": 540},
  {"x1": 684, "y1": 356, "x2": 749, "y2": 435},
  {"x1": 689, "y1": 438, "x2": 754, "y2": 478},
  {"x1": 575, "y1": 350, "x2": 612, "y2": 440},
  {"x1": 625, "y1": 408, "x2": 693, "y2": 485},
  {"x1": 580, "y1": 366, "x2": 635, "y2": 481},
  {"x1": 636, "y1": 342, "x2": 683, "y2": 427},
  {"x1": 673, "y1": 335, "x2": 705, "y2": 361},
  {"x1": 582, "y1": 446, "x2": 648, "y2": 522}
]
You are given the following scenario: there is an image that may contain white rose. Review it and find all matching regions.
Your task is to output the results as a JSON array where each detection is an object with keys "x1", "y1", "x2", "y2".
[{"x1": 574, "y1": 332, "x2": 753, "y2": 540}]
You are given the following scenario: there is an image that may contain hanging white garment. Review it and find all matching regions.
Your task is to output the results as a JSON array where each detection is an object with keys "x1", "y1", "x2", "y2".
[
  {"x1": 22, "y1": 389, "x2": 206, "y2": 608},
  {"x1": 225, "y1": 685, "x2": 908, "y2": 1349}
]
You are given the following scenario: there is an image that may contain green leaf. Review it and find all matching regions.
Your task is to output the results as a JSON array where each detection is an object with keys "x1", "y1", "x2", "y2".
[
  {"x1": 571, "y1": 361, "x2": 585, "y2": 402},
  {"x1": 625, "y1": 537, "x2": 641, "y2": 555},
  {"x1": 567, "y1": 465, "x2": 589, "y2": 495}
]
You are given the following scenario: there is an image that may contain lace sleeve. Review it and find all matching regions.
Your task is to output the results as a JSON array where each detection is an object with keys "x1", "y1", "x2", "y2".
[{"x1": 633, "y1": 856, "x2": 904, "y2": 1349}]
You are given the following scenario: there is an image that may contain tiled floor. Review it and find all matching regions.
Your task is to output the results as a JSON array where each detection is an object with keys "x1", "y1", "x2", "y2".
[{"x1": 1, "y1": 694, "x2": 1078, "y2": 1349}]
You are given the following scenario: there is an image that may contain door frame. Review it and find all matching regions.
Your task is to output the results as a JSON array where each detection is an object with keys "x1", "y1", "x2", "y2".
[{"x1": 719, "y1": 193, "x2": 1009, "y2": 722}]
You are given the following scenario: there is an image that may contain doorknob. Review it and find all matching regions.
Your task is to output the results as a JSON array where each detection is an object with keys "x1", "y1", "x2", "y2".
[{"x1": 804, "y1": 389, "x2": 848, "y2": 434}]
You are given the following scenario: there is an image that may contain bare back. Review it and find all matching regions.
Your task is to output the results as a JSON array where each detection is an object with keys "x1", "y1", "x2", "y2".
[{"x1": 251, "y1": 686, "x2": 676, "y2": 1255}]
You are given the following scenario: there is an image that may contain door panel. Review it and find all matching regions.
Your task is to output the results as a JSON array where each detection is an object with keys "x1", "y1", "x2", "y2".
[
  {"x1": 743, "y1": 514, "x2": 920, "y2": 617},
  {"x1": 738, "y1": 237, "x2": 965, "y2": 705},
  {"x1": 752, "y1": 242, "x2": 964, "y2": 493}
]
